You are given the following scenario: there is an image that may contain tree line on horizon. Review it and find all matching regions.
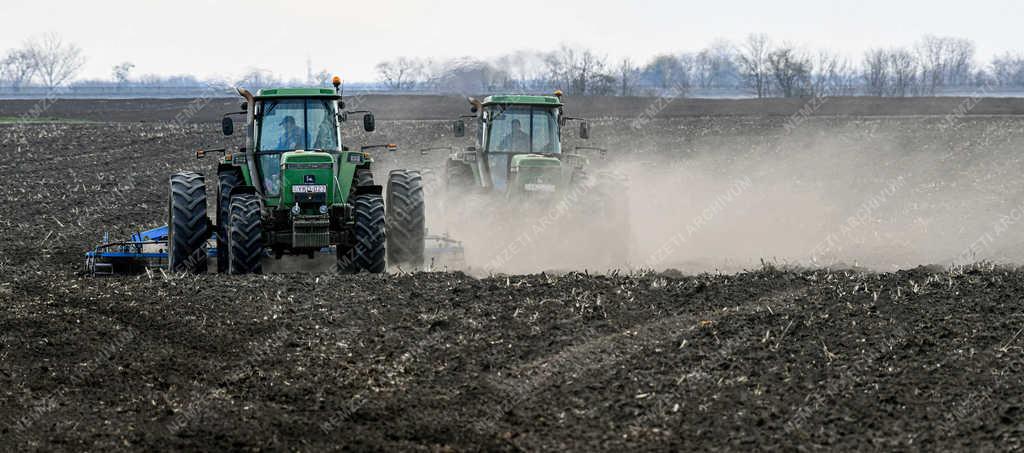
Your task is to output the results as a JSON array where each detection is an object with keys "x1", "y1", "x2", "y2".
[
  {"x1": 3, "y1": 33, "x2": 1024, "y2": 97},
  {"x1": 374, "y1": 34, "x2": 1024, "y2": 97}
]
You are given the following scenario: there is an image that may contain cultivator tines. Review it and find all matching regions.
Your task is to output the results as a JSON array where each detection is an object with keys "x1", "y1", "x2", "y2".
[{"x1": 84, "y1": 226, "x2": 216, "y2": 276}]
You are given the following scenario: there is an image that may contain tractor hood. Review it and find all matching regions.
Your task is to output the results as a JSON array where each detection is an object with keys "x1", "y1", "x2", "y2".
[
  {"x1": 279, "y1": 150, "x2": 336, "y2": 208},
  {"x1": 509, "y1": 154, "x2": 565, "y2": 195}
]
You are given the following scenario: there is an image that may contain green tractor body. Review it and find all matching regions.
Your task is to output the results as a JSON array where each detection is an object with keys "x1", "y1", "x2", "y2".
[
  {"x1": 446, "y1": 95, "x2": 585, "y2": 201},
  {"x1": 440, "y1": 93, "x2": 629, "y2": 267},
  {"x1": 167, "y1": 84, "x2": 426, "y2": 275}
]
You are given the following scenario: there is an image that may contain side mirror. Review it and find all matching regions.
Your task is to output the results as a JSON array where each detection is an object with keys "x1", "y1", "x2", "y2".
[
  {"x1": 363, "y1": 113, "x2": 375, "y2": 132},
  {"x1": 579, "y1": 121, "x2": 590, "y2": 140},
  {"x1": 222, "y1": 117, "x2": 234, "y2": 136},
  {"x1": 453, "y1": 120, "x2": 466, "y2": 137}
]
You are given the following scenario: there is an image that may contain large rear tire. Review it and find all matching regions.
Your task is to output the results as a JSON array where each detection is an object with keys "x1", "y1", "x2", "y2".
[
  {"x1": 227, "y1": 194, "x2": 263, "y2": 275},
  {"x1": 386, "y1": 170, "x2": 426, "y2": 269},
  {"x1": 216, "y1": 169, "x2": 243, "y2": 273},
  {"x1": 339, "y1": 194, "x2": 386, "y2": 273},
  {"x1": 168, "y1": 171, "x2": 209, "y2": 273}
]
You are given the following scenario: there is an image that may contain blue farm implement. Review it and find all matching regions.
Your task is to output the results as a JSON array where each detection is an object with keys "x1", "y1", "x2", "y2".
[{"x1": 85, "y1": 227, "x2": 464, "y2": 276}]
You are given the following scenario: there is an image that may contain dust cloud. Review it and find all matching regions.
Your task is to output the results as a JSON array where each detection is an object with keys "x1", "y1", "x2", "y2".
[{"x1": 426, "y1": 117, "x2": 1024, "y2": 274}]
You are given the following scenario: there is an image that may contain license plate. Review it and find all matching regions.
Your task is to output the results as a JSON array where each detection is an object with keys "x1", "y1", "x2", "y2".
[
  {"x1": 292, "y1": 184, "x2": 327, "y2": 194},
  {"x1": 524, "y1": 183, "x2": 556, "y2": 193}
]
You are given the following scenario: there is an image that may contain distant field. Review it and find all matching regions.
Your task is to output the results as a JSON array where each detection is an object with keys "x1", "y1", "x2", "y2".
[
  {"x1": 1, "y1": 95, "x2": 1023, "y2": 123},
  {"x1": 0, "y1": 116, "x2": 92, "y2": 124}
]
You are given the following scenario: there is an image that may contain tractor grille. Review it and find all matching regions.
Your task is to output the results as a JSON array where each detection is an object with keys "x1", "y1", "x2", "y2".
[{"x1": 292, "y1": 215, "x2": 331, "y2": 249}]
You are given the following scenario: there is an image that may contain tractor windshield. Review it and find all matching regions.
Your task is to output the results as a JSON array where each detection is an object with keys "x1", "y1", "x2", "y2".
[
  {"x1": 484, "y1": 105, "x2": 560, "y2": 190},
  {"x1": 485, "y1": 105, "x2": 560, "y2": 154},
  {"x1": 258, "y1": 98, "x2": 340, "y2": 152},
  {"x1": 256, "y1": 98, "x2": 339, "y2": 197}
]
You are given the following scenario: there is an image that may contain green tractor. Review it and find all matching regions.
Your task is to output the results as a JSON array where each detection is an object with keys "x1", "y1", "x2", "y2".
[
  {"x1": 434, "y1": 92, "x2": 630, "y2": 267},
  {"x1": 168, "y1": 79, "x2": 425, "y2": 274}
]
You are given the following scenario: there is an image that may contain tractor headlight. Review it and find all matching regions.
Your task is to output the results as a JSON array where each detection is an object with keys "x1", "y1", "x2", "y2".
[
  {"x1": 319, "y1": 205, "x2": 329, "y2": 214},
  {"x1": 291, "y1": 203, "x2": 301, "y2": 215}
]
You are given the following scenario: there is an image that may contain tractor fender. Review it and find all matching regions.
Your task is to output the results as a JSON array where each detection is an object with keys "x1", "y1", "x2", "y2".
[
  {"x1": 217, "y1": 163, "x2": 237, "y2": 174},
  {"x1": 355, "y1": 184, "x2": 383, "y2": 196}
]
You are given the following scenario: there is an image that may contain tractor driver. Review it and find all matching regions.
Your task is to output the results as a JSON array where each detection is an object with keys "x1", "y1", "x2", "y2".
[
  {"x1": 277, "y1": 115, "x2": 305, "y2": 150},
  {"x1": 499, "y1": 119, "x2": 531, "y2": 152}
]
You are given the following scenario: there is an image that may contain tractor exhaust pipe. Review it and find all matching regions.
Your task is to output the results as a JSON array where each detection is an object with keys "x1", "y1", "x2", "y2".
[{"x1": 236, "y1": 87, "x2": 264, "y2": 199}]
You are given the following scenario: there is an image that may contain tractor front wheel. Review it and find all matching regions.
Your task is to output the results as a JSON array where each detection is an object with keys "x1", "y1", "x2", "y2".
[
  {"x1": 168, "y1": 171, "x2": 209, "y2": 273},
  {"x1": 216, "y1": 169, "x2": 243, "y2": 273},
  {"x1": 386, "y1": 170, "x2": 425, "y2": 269},
  {"x1": 339, "y1": 194, "x2": 386, "y2": 273},
  {"x1": 227, "y1": 194, "x2": 263, "y2": 275}
]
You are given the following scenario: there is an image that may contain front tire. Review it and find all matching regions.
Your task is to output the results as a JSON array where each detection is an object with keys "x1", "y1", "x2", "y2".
[
  {"x1": 339, "y1": 194, "x2": 386, "y2": 273},
  {"x1": 168, "y1": 171, "x2": 209, "y2": 273},
  {"x1": 216, "y1": 169, "x2": 243, "y2": 273},
  {"x1": 386, "y1": 170, "x2": 426, "y2": 269},
  {"x1": 227, "y1": 194, "x2": 263, "y2": 275}
]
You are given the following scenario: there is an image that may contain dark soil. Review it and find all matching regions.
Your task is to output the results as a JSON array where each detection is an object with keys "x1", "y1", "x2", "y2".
[{"x1": 0, "y1": 103, "x2": 1022, "y2": 451}]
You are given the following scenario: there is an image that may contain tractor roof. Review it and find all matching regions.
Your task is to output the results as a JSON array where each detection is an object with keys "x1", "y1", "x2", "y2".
[
  {"x1": 482, "y1": 95, "x2": 562, "y2": 107},
  {"x1": 255, "y1": 88, "x2": 340, "y2": 99}
]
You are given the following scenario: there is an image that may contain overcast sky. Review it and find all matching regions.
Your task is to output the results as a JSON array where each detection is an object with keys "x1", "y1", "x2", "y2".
[{"x1": 3, "y1": 0, "x2": 1022, "y2": 83}]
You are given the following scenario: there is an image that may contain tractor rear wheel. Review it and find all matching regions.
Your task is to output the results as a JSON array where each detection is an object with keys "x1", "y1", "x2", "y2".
[
  {"x1": 216, "y1": 169, "x2": 243, "y2": 273},
  {"x1": 168, "y1": 171, "x2": 209, "y2": 273},
  {"x1": 227, "y1": 194, "x2": 263, "y2": 275},
  {"x1": 339, "y1": 194, "x2": 386, "y2": 273},
  {"x1": 386, "y1": 170, "x2": 425, "y2": 269}
]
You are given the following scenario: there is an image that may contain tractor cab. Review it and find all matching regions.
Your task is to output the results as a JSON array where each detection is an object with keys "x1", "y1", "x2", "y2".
[
  {"x1": 447, "y1": 93, "x2": 593, "y2": 196},
  {"x1": 253, "y1": 92, "x2": 342, "y2": 197},
  {"x1": 480, "y1": 100, "x2": 562, "y2": 191},
  {"x1": 226, "y1": 88, "x2": 376, "y2": 203}
]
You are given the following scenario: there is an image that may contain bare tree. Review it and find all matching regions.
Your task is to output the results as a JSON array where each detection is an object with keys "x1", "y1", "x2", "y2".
[
  {"x1": 112, "y1": 62, "x2": 134, "y2": 85},
  {"x1": 944, "y1": 37, "x2": 976, "y2": 86},
  {"x1": 736, "y1": 34, "x2": 772, "y2": 98},
  {"x1": 915, "y1": 35, "x2": 976, "y2": 94},
  {"x1": 27, "y1": 33, "x2": 85, "y2": 89},
  {"x1": 888, "y1": 48, "x2": 919, "y2": 96},
  {"x1": 375, "y1": 57, "x2": 423, "y2": 91},
  {"x1": 642, "y1": 54, "x2": 690, "y2": 95},
  {"x1": 695, "y1": 40, "x2": 740, "y2": 90},
  {"x1": 809, "y1": 50, "x2": 853, "y2": 96},
  {"x1": 544, "y1": 45, "x2": 609, "y2": 95},
  {"x1": 573, "y1": 49, "x2": 608, "y2": 95},
  {"x1": 767, "y1": 46, "x2": 811, "y2": 97},
  {"x1": 616, "y1": 58, "x2": 639, "y2": 96},
  {"x1": 863, "y1": 49, "x2": 890, "y2": 96},
  {"x1": 0, "y1": 49, "x2": 37, "y2": 91},
  {"x1": 990, "y1": 53, "x2": 1024, "y2": 87}
]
